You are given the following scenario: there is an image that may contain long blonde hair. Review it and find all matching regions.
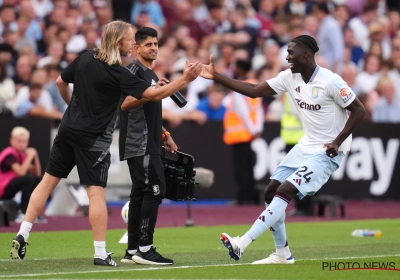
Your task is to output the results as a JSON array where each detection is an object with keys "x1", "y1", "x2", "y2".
[{"x1": 94, "y1": 20, "x2": 132, "y2": 66}]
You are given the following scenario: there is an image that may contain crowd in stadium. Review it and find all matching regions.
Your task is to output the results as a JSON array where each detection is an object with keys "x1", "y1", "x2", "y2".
[{"x1": 1, "y1": 0, "x2": 400, "y2": 125}]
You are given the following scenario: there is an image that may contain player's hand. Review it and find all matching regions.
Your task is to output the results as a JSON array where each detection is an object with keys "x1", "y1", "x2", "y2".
[
  {"x1": 200, "y1": 55, "x2": 216, "y2": 80},
  {"x1": 156, "y1": 77, "x2": 169, "y2": 88},
  {"x1": 182, "y1": 60, "x2": 202, "y2": 82},
  {"x1": 164, "y1": 135, "x2": 178, "y2": 154},
  {"x1": 323, "y1": 142, "x2": 339, "y2": 158}
]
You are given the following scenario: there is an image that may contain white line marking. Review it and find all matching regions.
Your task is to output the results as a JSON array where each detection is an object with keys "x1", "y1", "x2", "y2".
[{"x1": 0, "y1": 254, "x2": 399, "y2": 278}]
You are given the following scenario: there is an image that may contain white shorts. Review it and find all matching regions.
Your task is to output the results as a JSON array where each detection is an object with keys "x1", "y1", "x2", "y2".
[{"x1": 270, "y1": 144, "x2": 344, "y2": 199}]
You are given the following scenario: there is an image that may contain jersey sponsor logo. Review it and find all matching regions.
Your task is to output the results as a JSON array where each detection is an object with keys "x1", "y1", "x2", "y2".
[
  {"x1": 312, "y1": 87, "x2": 318, "y2": 99},
  {"x1": 258, "y1": 215, "x2": 265, "y2": 222},
  {"x1": 267, "y1": 209, "x2": 273, "y2": 215},
  {"x1": 340, "y1": 88, "x2": 347, "y2": 96},
  {"x1": 294, "y1": 86, "x2": 300, "y2": 93},
  {"x1": 293, "y1": 178, "x2": 302, "y2": 186},
  {"x1": 295, "y1": 99, "x2": 321, "y2": 111},
  {"x1": 152, "y1": 185, "x2": 160, "y2": 195}
]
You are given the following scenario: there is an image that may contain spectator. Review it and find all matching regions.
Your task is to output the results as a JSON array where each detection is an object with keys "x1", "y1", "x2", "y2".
[
  {"x1": 31, "y1": 0, "x2": 54, "y2": 20},
  {"x1": 333, "y1": 4, "x2": 350, "y2": 28},
  {"x1": 0, "y1": 127, "x2": 42, "y2": 223},
  {"x1": 303, "y1": 14, "x2": 319, "y2": 38},
  {"x1": 372, "y1": 75, "x2": 400, "y2": 122},
  {"x1": 162, "y1": 73, "x2": 207, "y2": 127},
  {"x1": 19, "y1": 0, "x2": 43, "y2": 42},
  {"x1": 196, "y1": 82, "x2": 228, "y2": 121},
  {"x1": 354, "y1": 53, "x2": 382, "y2": 94},
  {"x1": 0, "y1": 42, "x2": 16, "y2": 77},
  {"x1": 64, "y1": 17, "x2": 87, "y2": 53},
  {"x1": 198, "y1": 0, "x2": 226, "y2": 48},
  {"x1": 341, "y1": 63, "x2": 359, "y2": 96},
  {"x1": 13, "y1": 82, "x2": 63, "y2": 121},
  {"x1": 43, "y1": 63, "x2": 67, "y2": 113},
  {"x1": 312, "y1": 1, "x2": 344, "y2": 72},
  {"x1": 171, "y1": 0, "x2": 208, "y2": 44},
  {"x1": 189, "y1": 0, "x2": 209, "y2": 21},
  {"x1": 223, "y1": 59, "x2": 264, "y2": 205},
  {"x1": 12, "y1": 55, "x2": 33, "y2": 91},
  {"x1": 343, "y1": 26, "x2": 364, "y2": 67},
  {"x1": 256, "y1": 0, "x2": 275, "y2": 40},
  {"x1": 221, "y1": 3, "x2": 259, "y2": 58},
  {"x1": 269, "y1": 15, "x2": 291, "y2": 47},
  {"x1": 130, "y1": 0, "x2": 165, "y2": 28},
  {"x1": 0, "y1": 5, "x2": 18, "y2": 38},
  {"x1": 348, "y1": 3, "x2": 378, "y2": 53},
  {"x1": 368, "y1": 17, "x2": 392, "y2": 60},
  {"x1": 37, "y1": 39, "x2": 65, "y2": 69},
  {"x1": 0, "y1": 63, "x2": 15, "y2": 117},
  {"x1": 272, "y1": 0, "x2": 291, "y2": 17}
]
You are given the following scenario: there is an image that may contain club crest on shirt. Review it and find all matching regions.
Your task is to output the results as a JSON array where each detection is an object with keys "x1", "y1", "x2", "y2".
[
  {"x1": 151, "y1": 79, "x2": 157, "y2": 88},
  {"x1": 152, "y1": 185, "x2": 160, "y2": 195},
  {"x1": 311, "y1": 87, "x2": 318, "y2": 99}
]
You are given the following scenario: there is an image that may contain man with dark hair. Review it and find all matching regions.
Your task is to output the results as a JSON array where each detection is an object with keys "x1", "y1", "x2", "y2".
[
  {"x1": 200, "y1": 35, "x2": 366, "y2": 264},
  {"x1": 119, "y1": 26, "x2": 189, "y2": 265}
]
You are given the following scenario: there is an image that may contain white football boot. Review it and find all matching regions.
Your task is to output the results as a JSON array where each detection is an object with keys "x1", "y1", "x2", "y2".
[
  {"x1": 220, "y1": 233, "x2": 244, "y2": 261},
  {"x1": 252, "y1": 252, "x2": 295, "y2": 264}
]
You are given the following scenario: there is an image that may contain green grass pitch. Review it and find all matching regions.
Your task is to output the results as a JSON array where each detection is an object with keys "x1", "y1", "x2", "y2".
[{"x1": 1, "y1": 219, "x2": 399, "y2": 279}]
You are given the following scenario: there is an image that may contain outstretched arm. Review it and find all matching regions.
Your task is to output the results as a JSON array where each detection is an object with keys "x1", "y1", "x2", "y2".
[
  {"x1": 121, "y1": 96, "x2": 149, "y2": 111},
  {"x1": 324, "y1": 98, "x2": 366, "y2": 156},
  {"x1": 200, "y1": 55, "x2": 277, "y2": 98},
  {"x1": 141, "y1": 61, "x2": 202, "y2": 101}
]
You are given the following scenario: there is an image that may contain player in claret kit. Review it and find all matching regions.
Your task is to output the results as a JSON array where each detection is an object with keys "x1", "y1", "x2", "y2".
[{"x1": 200, "y1": 35, "x2": 366, "y2": 264}]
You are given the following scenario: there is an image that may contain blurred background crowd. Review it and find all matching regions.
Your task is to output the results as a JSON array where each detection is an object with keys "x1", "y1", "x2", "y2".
[{"x1": 0, "y1": 0, "x2": 400, "y2": 126}]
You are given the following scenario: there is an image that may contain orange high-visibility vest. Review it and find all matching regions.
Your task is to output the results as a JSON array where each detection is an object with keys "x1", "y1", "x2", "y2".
[{"x1": 223, "y1": 79, "x2": 262, "y2": 145}]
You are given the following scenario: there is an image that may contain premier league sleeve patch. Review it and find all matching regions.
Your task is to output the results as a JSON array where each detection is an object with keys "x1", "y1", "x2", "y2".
[{"x1": 339, "y1": 88, "x2": 354, "y2": 103}]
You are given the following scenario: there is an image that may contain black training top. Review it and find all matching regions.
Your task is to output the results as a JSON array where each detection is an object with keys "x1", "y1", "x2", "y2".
[
  {"x1": 59, "y1": 50, "x2": 150, "y2": 151},
  {"x1": 119, "y1": 59, "x2": 163, "y2": 160}
]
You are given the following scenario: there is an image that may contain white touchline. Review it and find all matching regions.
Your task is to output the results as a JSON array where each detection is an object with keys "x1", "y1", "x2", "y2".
[{"x1": 0, "y1": 254, "x2": 399, "y2": 278}]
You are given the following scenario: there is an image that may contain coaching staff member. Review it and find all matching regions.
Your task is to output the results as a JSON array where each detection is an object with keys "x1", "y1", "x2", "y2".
[
  {"x1": 119, "y1": 27, "x2": 183, "y2": 265},
  {"x1": 10, "y1": 21, "x2": 202, "y2": 266}
]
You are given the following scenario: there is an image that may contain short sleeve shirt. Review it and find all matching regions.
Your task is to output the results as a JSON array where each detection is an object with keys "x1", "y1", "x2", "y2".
[
  {"x1": 58, "y1": 50, "x2": 150, "y2": 150},
  {"x1": 267, "y1": 66, "x2": 356, "y2": 154},
  {"x1": 119, "y1": 59, "x2": 163, "y2": 159}
]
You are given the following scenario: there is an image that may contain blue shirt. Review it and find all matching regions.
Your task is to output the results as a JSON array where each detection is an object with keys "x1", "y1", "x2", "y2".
[
  {"x1": 130, "y1": 1, "x2": 165, "y2": 27},
  {"x1": 196, "y1": 98, "x2": 226, "y2": 121},
  {"x1": 372, "y1": 97, "x2": 400, "y2": 123},
  {"x1": 317, "y1": 15, "x2": 344, "y2": 69},
  {"x1": 14, "y1": 100, "x2": 34, "y2": 118}
]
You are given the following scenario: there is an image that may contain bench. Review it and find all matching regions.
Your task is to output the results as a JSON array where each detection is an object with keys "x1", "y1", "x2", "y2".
[
  {"x1": 312, "y1": 195, "x2": 345, "y2": 217},
  {"x1": 0, "y1": 200, "x2": 18, "y2": 226}
]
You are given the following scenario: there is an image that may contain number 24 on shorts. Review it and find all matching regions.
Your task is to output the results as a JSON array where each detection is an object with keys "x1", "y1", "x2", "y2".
[{"x1": 295, "y1": 166, "x2": 313, "y2": 183}]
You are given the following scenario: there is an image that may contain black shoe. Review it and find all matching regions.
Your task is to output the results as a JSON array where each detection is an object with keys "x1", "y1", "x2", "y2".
[
  {"x1": 10, "y1": 235, "x2": 28, "y2": 260},
  {"x1": 132, "y1": 247, "x2": 173, "y2": 265},
  {"x1": 120, "y1": 250, "x2": 135, "y2": 264},
  {"x1": 94, "y1": 252, "x2": 119, "y2": 267}
]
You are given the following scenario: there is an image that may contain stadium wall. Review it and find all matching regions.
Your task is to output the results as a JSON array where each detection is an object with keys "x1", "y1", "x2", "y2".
[{"x1": 1, "y1": 119, "x2": 399, "y2": 200}]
